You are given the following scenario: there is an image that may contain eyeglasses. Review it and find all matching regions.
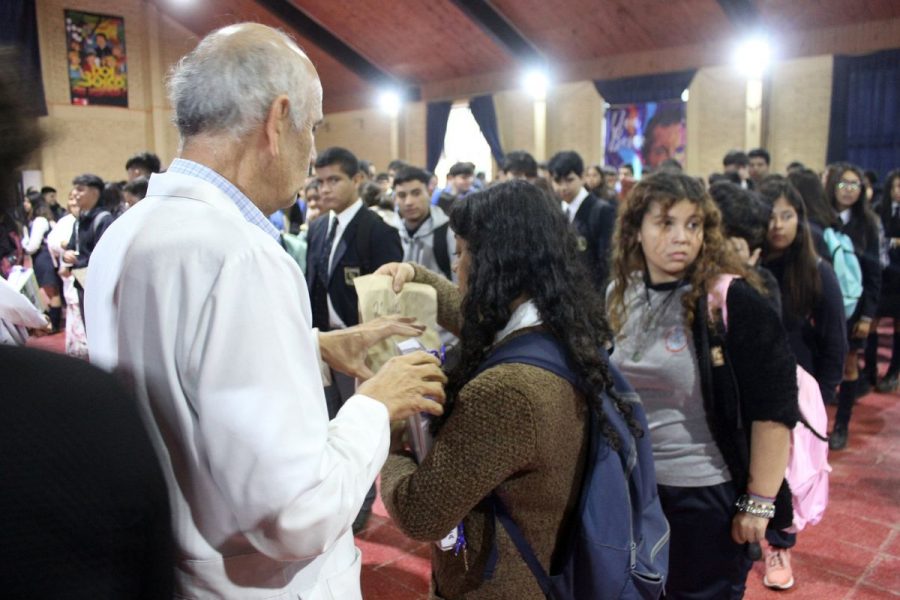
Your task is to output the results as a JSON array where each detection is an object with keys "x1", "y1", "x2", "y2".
[{"x1": 837, "y1": 181, "x2": 861, "y2": 191}]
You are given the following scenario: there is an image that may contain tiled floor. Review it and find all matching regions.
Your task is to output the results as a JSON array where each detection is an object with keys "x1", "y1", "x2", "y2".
[{"x1": 28, "y1": 330, "x2": 900, "y2": 599}]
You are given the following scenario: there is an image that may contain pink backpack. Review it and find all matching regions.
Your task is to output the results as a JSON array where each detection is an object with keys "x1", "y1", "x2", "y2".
[{"x1": 709, "y1": 275, "x2": 830, "y2": 532}]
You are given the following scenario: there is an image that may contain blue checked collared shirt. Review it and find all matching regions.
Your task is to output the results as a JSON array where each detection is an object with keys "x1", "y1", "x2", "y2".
[{"x1": 167, "y1": 158, "x2": 282, "y2": 242}]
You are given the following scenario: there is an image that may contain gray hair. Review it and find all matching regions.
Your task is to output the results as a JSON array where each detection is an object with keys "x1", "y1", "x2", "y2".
[{"x1": 167, "y1": 25, "x2": 320, "y2": 139}]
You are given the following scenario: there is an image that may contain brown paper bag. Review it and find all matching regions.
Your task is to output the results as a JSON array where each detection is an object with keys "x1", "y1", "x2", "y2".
[{"x1": 354, "y1": 274, "x2": 442, "y2": 373}]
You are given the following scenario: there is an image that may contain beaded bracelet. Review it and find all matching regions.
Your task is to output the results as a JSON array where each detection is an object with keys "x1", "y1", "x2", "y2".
[{"x1": 734, "y1": 494, "x2": 775, "y2": 519}]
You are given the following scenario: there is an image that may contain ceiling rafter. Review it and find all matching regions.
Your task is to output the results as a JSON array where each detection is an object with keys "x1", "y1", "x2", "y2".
[
  {"x1": 256, "y1": 0, "x2": 419, "y2": 99},
  {"x1": 716, "y1": 0, "x2": 761, "y2": 28},
  {"x1": 447, "y1": 0, "x2": 544, "y2": 65}
]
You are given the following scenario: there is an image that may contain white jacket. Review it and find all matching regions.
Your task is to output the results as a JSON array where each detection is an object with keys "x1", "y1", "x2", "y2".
[{"x1": 85, "y1": 171, "x2": 389, "y2": 599}]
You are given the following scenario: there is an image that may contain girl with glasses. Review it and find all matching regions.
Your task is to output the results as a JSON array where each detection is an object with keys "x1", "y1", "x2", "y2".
[{"x1": 823, "y1": 163, "x2": 883, "y2": 449}]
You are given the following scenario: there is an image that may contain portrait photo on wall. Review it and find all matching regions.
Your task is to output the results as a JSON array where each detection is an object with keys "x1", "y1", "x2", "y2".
[
  {"x1": 65, "y1": 9, "x2": 128, "y2": 107},
  {"x1": 605, "y1": 100, "x2": 686, "y2": 176}
]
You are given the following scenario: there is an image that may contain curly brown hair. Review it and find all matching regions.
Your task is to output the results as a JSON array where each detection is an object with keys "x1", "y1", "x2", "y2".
[{"x1": 607, "y1": 172, "x2": 762, "y2": 334}]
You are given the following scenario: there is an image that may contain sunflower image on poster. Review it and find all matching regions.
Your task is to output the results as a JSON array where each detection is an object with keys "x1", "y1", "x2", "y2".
[{"x1": 65, "y1": 10, "x2": 128, "y2": 107}]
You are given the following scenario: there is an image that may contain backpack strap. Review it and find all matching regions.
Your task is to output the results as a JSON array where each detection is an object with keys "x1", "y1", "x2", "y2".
[
  {"x1": 432, "y1": 222, "x2": 452, "y2": 280},
  {"x1": 92, "y1": 211, "x2": 112, "y2": 236},
  {"x1": 477, "y1": 332, "x2": 636, "y2": 592}
]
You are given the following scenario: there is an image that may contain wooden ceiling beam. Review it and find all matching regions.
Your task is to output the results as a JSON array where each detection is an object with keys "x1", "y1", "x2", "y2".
[
  {"x1": 448, "y1": 0, "x2": 543, "y2": 65},
  {"x1": 257, "y1": 0, "x2": 419, "y2": 99},
  {"x1": 716, "y1": 0, "x2": 761, "y2": 29}
]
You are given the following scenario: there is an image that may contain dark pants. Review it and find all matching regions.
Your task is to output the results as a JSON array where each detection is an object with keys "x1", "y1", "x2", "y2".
[
  {"x1": 324, "y1": 370, "x2": 376, "y2": 511},
  {"x1": 766, "y1": 528, "x2": 796, "y2": 549},
  {"x1": 658, "y1": 482, "x2": 753, "y2": 600}
]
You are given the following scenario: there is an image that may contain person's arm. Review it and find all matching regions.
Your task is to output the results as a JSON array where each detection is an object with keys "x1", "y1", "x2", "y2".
[
  {"x1": 183, "y1": 248, "x2": 439, "y2": 561},
  {"x1": 855, "y1": 224, "x2": 883, "y2": 329},
  {"x1": 22, "y1": 217, "x2": 48, "y2": 254},
  {"x1": 732, "y1": 420, "x2": 792, "y2": 543},
  {"x1": 412, "y1": 263, "x2": 463, "y2": 335},
  {"x1": 724, "y1": 280, "x2": 798, "y2": 542},
  {"x1": 813, "y1": 262, "x2": 849, "y2": 403},
  {"x1": 0, "y1": 277, "x2": 49, "y2": 329},
  {"x1": 381, "y1": 367, "x2": 537, "y2": 540}
]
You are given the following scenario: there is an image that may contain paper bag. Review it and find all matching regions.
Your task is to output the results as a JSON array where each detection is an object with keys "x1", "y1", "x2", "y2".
[{"x1": 354, "y1": 274, "x2": 442, "y2": 374}]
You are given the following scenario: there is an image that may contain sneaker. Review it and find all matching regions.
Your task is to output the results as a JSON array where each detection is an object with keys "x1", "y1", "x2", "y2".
[
  {"x1": 876, "y1": 372, "x2": 899, "y2": 394},
  {"x1": 763, "y1": 545, "x2": 795, "y2": 590}
]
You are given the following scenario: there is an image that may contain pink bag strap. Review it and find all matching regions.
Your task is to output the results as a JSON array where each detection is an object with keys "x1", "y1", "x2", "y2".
[{"x1": 707, "y1": 274, "x2": 739, "y2": 329}]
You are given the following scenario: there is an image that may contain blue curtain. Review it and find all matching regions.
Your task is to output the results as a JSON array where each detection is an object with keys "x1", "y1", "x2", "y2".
[
  {"x1": 469, "y1": 94, "x2": 505, "y2": 165},
  {"x1": 426, "y1": 100, "x2": 453, "y2": 173},
  {"x1": 0, "y1": 0, "x2": 47, "y2": 116},
  {"x1": 827, "y1": 49, "x2": 900, "y2": 179},
  {"x1": 593, "y1": 69, "x2": 696, "y2": 104}
]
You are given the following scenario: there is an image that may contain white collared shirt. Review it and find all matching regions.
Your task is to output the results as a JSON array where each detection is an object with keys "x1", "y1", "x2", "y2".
[
  {"x1": 327, "y1": 199, "x2": 365, "y2": 329},
  {"x1": 494, "y1": 300, "x2": 543, "y2": 344},
  {"x1": 561, "y1": 187, "x2": 589, "y2": 223}
]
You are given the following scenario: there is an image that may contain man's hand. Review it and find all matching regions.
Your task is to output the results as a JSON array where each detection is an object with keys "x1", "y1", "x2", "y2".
[
  {"x1": 318, "y1": 315, "x2": 425, "y2": 380},
  {"x1": 374, "y1": 262, "x2": 415, "y2": 293},
  {"x1": 358, "y1": 351, "x2": 446, "y2": 421},
  {"x1": 62, "y1": 250, "x2": 77, "y2": 265},
  {"x1": 852, "y1": 318, "x2": 871, "y2": 339}
]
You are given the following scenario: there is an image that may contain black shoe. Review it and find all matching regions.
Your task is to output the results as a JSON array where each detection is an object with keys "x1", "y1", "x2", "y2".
[
  {"x1": 876, "y1": 372, "x2": 899, "y2": 394},
  {"x1": 829, "y1": 425, "x2": 849, "y2": 451},
  {"x1": 856, "y1": 377, "x2": 872, "y2": 398},
  {"x1": 352, "y1": 507, "x2": 371, "y2": 535}
]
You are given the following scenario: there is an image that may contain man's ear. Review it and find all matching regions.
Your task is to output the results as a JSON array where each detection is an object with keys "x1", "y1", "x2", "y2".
[
  {"x1": 351, "y1": 171, "x2": 366, "y2": 186},
  {"x1": 264, "y1": 95, "x2": 291, "y2": 157}
]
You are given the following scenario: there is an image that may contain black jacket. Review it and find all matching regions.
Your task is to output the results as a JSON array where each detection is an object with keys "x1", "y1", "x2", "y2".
[
  {"x1": 838, "y1": 214, "x2": 882, "y2": 320},
  {"x1": 766, "y1": 257, "x2": 848, "y2": 404},
  {"x1": 692, "y1": 279, "x2": 800, "y2": 530},
  {"x1": 0, "y1": 346, "x2": 173, "y2": 598},
  {"x1": 68, "y1": 206, "x2": 113, "y2": 269},
  {"x1": 571, "y1": 193, "x2": 617, "y2": 292},
  {"x1": 305, "y1": 205, "x2": 402, "y2": 330}
]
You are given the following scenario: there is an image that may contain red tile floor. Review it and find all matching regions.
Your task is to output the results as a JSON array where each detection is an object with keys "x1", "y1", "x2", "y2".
[{"x1": 28, "y1": 329, "x2": 900, "y2": 599}]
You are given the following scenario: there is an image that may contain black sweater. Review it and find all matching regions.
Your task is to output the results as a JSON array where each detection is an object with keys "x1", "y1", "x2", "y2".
[
  {"x1": 839, "y1": 213, "x2": 882, "y2": 320},
  {"x1": 692, "y1": 279, "x2": 800, "y2": 530},
  {"x1": 765, "y1": 257, "x2": 848, "y2": 404}
]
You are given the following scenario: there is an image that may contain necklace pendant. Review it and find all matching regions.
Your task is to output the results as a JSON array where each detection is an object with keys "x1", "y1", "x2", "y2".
[{"x1": 631, "y1": 350, "x2": 642, "y2": 362}]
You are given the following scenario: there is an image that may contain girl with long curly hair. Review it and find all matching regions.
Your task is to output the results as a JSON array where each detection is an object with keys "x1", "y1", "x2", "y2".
[
  {"x1": 606, "y1": 172, "x2": 799, "y2": 599},
  {"x1": 377, "y1": 180, "x2": 640, "y2": 599}
]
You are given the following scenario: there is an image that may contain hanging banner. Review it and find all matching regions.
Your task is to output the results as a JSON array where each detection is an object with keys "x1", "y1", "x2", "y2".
[
  {"x1": 605, "y1": 100, "x2": 685, "y2": 176},
  {"x1": 65, "y1": 10, "x2": 128, "y2": 107}
]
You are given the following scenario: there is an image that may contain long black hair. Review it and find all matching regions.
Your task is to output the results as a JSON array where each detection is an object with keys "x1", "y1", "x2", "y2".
[
  {"x1": 877, "y1": 169, "x2": 900, "y2": 223},
  {"x1": 787, "y1": 168, "x2": 836, "y2": 230},
  {"x1": 442, "y1": 180, "x2": 640, "y2": 447},
  {"x1": 759, "y1": 178, "x2": 822, "y2": 318}
]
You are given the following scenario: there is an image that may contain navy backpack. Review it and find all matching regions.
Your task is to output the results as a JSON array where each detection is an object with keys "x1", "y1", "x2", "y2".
[{"x1": 478, "y1": 331, "x2": 669, "y2": 599}]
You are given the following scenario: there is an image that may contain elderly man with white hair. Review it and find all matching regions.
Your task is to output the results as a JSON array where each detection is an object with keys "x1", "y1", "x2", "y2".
[{"x1": 86, "y1": 23, "x2": 446, "y2": 600}]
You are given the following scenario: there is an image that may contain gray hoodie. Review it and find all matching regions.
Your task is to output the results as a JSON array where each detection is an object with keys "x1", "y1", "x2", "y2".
[{"x1": 392, "y1": 205, "x2": 456, "y2": 282}]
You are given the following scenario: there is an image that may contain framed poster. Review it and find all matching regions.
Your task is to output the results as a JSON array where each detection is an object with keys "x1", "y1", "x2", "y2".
[
  {"x1": 605, "y1": 100, "x2": 685, "y2": 176},
  {"x1": 65, "y1": 9, "x2": 128, "y2": 107}
]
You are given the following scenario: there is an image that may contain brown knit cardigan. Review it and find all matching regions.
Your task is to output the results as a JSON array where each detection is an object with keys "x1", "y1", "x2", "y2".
[{"x1": 380, "y1": 265, "x2": 589, "y2": 599}]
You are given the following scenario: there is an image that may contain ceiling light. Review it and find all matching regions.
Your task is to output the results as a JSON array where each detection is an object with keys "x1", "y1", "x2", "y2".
[
  {"x1": 522, "y1": 68, "x2": 549, "y2": 100},
  {"x1": 734, "y1": 35, "x2": 772, "y2": 79},
  {"x1": 377, "y1": 89, "x2": 401, "y2": 116}
]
